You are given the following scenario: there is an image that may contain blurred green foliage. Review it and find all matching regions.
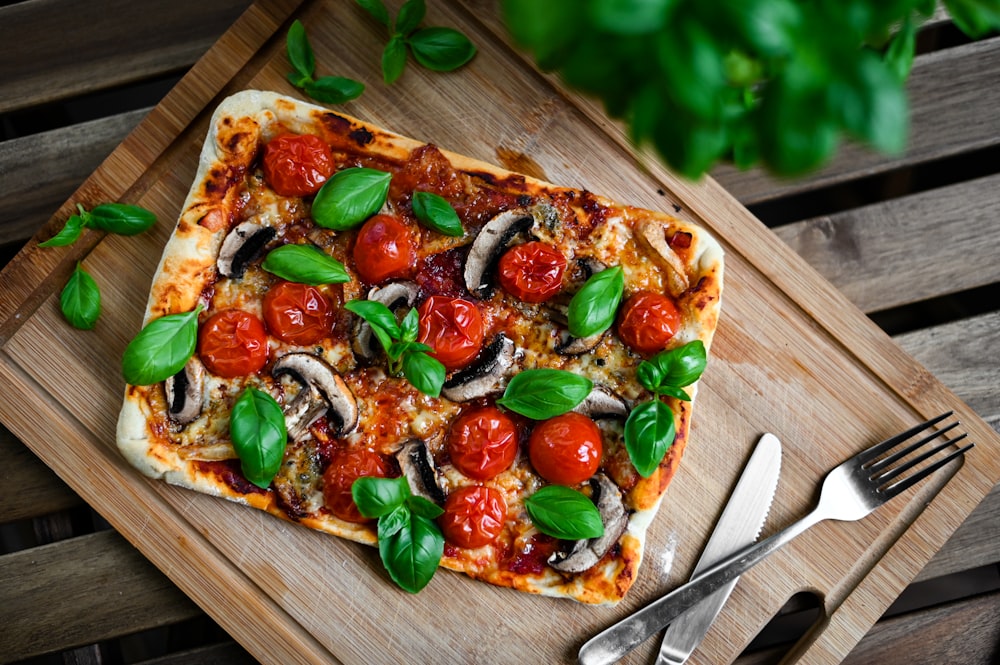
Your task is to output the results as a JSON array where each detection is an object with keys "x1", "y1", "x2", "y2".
[{"x1": 502, "y1": 0, "x2": 1000, "y2": 179}]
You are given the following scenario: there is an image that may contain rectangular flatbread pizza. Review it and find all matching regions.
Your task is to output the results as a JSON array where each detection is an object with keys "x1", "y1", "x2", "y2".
[{"x1": 116, "y1": 90, "x2": 723, "y2": 604}]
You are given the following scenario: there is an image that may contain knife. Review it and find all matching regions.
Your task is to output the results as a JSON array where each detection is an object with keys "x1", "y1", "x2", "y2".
[{"x1": 655, "y1": 432, "x2": 782, "y2": 665}]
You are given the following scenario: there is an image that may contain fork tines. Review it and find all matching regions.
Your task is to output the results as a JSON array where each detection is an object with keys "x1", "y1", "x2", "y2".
[{"x1": 862, "y1": 411, "x2": 975, "y2": 495}]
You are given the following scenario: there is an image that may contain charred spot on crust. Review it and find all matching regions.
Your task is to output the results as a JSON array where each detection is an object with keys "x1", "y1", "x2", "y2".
[
  {"x1": 349, "y1": 127, "x2": 374, "y2": 146},
  {"x1": 320, "y1": 112, "x2": 353, "y2": 136},
  {"x1": 225, "y1": 131, "x2": 249, "y2": 153}
]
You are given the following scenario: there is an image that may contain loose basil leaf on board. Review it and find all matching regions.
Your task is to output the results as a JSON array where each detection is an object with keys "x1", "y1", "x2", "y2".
[
  {"x1": 261, "y1": 244, "x2": 351, "y2": 285},
  {"x1": 411, "y1": 191, "x2": 464, "y2": 236},
  {"x1": 85, "y1": 203, "x2": 157, "y2": 236},
  {"x1": 303, "y1": 76, "x2": 365, "y2": 105},
  {"x1": 39, "y1": 215, "x2": 85, "y2": 247},
  {"x1": 60, "y1": 263, "x2": 101, "y2": 330},
  {"x1": 312, "y1": 168, "x2": 391, "y2": 230},
  {"x1": 525, "y1": 485, "x2": 604, "y2": 540},
  {"x1": 402, "y1": 350, "x2": 446, "y2": 398},
  {"x1": 355, "y1": 0, "x2": 390, "y2": 28},
  {"x1": 382, "y1": 34, "x2": 408, "y2": 84},
  {"x1": 567, "y1": 266, "x2": 624, "y2": 339},
  {"x1": 380, "y1": 511, "x2": 445, "y2": 594},
  {"x1": 353, "y1": 476, "x2": 412, "y2": 519},
  {"x1": 395, "y1": 0, "x2": 426, "y2": 36},
  {"x1": 496, "y1": 368, "x2": 592, "y2": 420},
  {"x1": 286, "y1": 19, "x2": 315, "y2": 83},
  {"x1": 624, "y1": 399, "x2": 677, "y2": 478},
  {"x1": 344, "y1": 299, "x2": 402, "y2": 339},
  {"x1": 407, "y1": 27, "x2": 477, "y2": 71},
  {"x1": 230, "y1": 388, "x2": 288, "y2": 489},
  {"x1": 121, "y1": 305, "x2": 203, "y2": 386}
]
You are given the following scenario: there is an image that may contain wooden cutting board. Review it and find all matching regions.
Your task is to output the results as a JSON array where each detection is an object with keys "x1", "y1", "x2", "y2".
[{"x1": 2, "y1": 1, "x2": 998, "y2": 663}]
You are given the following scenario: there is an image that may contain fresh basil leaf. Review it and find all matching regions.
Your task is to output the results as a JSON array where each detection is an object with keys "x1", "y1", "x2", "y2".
[
  {"x1": 311, "y1": 167, "x2": 391, "y2": 230},
  {"x1": 407, "y1": 27, "x2": 477, "y2": 71},
  {"x1": 388, "y1": 340, "x2": 432, "y2": 359},
  {"x1": 39, "y1": 215, "x2": 85, "y2": 247},
  {"x1": 379, "y1": 504, "x2": 409, "y2": 540},
  {"x1": 382, "y1": 34, "x2": 408, "y2": 84},
  {"x1": 635, "y1": 361, "x2": 664, "y2": 394},
  {"x1": 525, "y1": 485, "x2": 604, "y2": 540},
  {"x1": 402, "y1": 351, "x2": 445, "y2": 398},
  {"x1": 356, "y1": 0, "x2": 391, "y2": 28},
  {"x1": 407, "y1": 494, "x2": 444, "y2": 520},
  {"x1": 121, "y1": 305, "x2": 203, "y2": 386},
  {"x1": 379, "y1": 511, "x2": 444, "y2": 593},
  {"x1": 945, "y1": 0, "x2": 1000, "y2": 38},
  {"x1": 344, "y1": 299, "x2": 402, "y2": 339},
  {"x1": 303, "y1": 76, "x2": 365, "y2": 104},
  {"x1": 624, "y1": 399, "x2": 676, "y2": 478},
  {"x1": 60, "y1": 263, "x2": 101, "y2": 330},
  {"x1": 261, "y1": 244, "x2": 350, "y2": 285},
  {"x1": 587, "y1": 0, "x2": 672, "y2": 35},
  {"x1": 885, "y1": 15, "x2": 916, "y2": 83},
  {"x1": 286, "y1": 19, "x2": 315, "y2": 81},
  {"x1": 398, "y1": 307, "x2": 419, "y2": 343},
  {"x1": 411, "y1": 191, "x2": 464, "y2": 236},
  {"x1": 353, "y1": 476, "x2": 411, "y2": 518},
  {"x1": 497, "y1": 369, "x2": 592, "y2": 420},
  {"x1": 230, "y1": 387, "x2": 287, "y2": 489},
  {"x1": 84, "y1": 203, "x2": 157, "y2": 236},
  {"x1": 395, "y1": 0, "x2": 426, "y2": 35},
  {"x1": 640, "y1": 340, "x2": 707, "y2": 392},
  {"x1": 567, "y1": 266, "x2": 624, "y2": 339}
]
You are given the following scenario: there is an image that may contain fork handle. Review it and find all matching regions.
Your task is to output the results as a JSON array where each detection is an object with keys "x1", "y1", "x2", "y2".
[{"x1": 578, "y1": 510, "x2": 826, "y2": 665}]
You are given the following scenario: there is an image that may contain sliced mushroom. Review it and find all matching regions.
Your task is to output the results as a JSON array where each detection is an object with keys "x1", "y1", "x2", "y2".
[
  {"x1": 573, "y1": 385, "x2": 630, "y2": 420},
  {"x1": 441, "y1": 334, "x2": 517, "y2": 402},
  {"x1": 555, "y1": 329, "x2": 606, "y2": 355},
  {"x1": 353, "y1": 281, "x2": 420, "y2": 361},
  {"x1": 163, "y1": 357, "x2": 205, "y2": 426},
  {"x1": 217, "y1": 222, "x2": 277, "y2": 279},
  {"x1": 463, "y1": 208, "x2": 534, "y2": 298},
  {"x1": 272, "y1": 439, "x2": 323, "y2": 519},
  {"x1": 637, "y1": 221, "x2": 690, "y2": 297},
  {"x1": 272, "y1": 353, "x2": 359, "y2": 438},
  {"x1": 395, "y1": 439, "x2": 446, "y2": 505},
  {"x1": 548, "y1": 474, "x2": 629, "y2": 573}
]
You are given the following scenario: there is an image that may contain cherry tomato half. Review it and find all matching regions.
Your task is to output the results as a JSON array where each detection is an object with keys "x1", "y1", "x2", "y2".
[
  {"x1": 262, "y1": 281, "x2": 336, "y2": 345},
  {"x1": 617, "y1": 291, "x2": 682, "y2": 355},
  {"x1": 528, "y1": 412, "x2": 603, "y2": 486},
  {"x1": 438, "y1": 485, "x2": 507, "y2": 549},
  {"x1": 262, "y1": 133, "x2": 334, "y2": 197},
  {"x1": 322, "y1": 447, "x2": 391, "y2": 523},
  {"x1": 198, "y1": 309, "x2": 268, "y2": 378},
  {"x1": 352, "y1": 214, "x2": 417, "y2": 284},
  {"x1": 417, "y1": 295, "x2": 485, "y2": 371},
  {"x1": 448, "y1": 406, "x2": 519, "y2": 480},
  {"x1": 497, "y1": 241, "x2": 567, "y2": 303}
]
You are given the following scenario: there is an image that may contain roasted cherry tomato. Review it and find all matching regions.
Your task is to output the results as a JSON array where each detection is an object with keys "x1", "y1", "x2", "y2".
[
  {"x1": 262, "y1": 281, "x2": 336, "y2": 345},
  {"x1": 352, "y1": 214, "x2": 417, "y2": 284},
  {"x1": 417, "y1": 295, "x2": 485, "y2": 371},
  {"x1": 447, "y1": 406, "x2": 519, "y2": 480},
  {"x1": 438, "y1": 485, "x2": 507, "y2": 549},
  {"x1": 262, "y1": 133, "x2": 334, "y2": 197},
  {"x1": 322, "y1": 447, "x2": 392, "y2": 523},
  {"x1": 617, "y1": 291, "x2": 682, "y2": 355},
  {"x1": 528, "y1": 412, "x2": 603, "y2": 486},
  {"x1": 497, "y1": 241, "x2": 567, "y2": 303},
  {"x1": 198, "y1": 309, "x2": 269, "y2": 378}
]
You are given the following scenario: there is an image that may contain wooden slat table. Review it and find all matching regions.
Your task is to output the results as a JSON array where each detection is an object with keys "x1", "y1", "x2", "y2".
[{"x1": 1, "y1": 2, "x2": 997, "y2": 663}]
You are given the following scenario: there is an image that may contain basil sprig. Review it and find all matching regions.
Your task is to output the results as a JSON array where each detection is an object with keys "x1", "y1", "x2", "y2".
[
  {"x1": 121, "y1": 305, "x2": 203, "y2": 386},
  {"x1": 411, "y1": 191, "x2": 464, "y2": 237},
  {"x1": 352, "y1": 476, "x2": 445, "y2": 593},
  {"x1": 356, "y1": 0, "x2": 477, "y2": 84},
  {"x1": 567, "y1": 266, "x2": 624, "y2": 339},
  {"x1": 344, "y1": 300, "x2": 445, "y2": 397},
  {"x1": 59, "y1": 263, "x2": 101, "y2": 330},
  {"x1": 496, "y1": 368, "x2": 592, "y2": 420},
  {"x1": 312, "y1": 167, "x2": 391, "y2": 230},
  {"x1": 230, "y1": 387, "x2": 288, "y2": 489},
  {"x1": 40, "y1": 203, "x2": 156, "y2": 247},
  {"x1": 624, "y1": 340, "x2": 708, "y2": 477},
  {"x1": 261, "y1": 244, "x2": 351, "y2": 285},
  {"x1": 285, "y1": 19, "x2": 365, "y2": 104},
  {"x1": 525, "y1": 485, "x2": 604, "y2": 540}
]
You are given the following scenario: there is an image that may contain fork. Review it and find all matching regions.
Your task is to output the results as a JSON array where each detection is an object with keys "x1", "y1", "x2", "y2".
[{"x1": 578, "y1": 412, "x2": 974, "y2": 665}]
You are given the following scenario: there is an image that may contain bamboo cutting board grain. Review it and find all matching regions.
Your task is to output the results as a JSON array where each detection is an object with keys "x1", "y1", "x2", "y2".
[{"x1": 2, "y1": 1, "x2": 999, "y2": 663}]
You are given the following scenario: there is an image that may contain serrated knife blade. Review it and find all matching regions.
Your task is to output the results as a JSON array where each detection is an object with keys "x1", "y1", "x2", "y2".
[{"x1": 655, "y1": 433, "x2": 782, "y2": 665}]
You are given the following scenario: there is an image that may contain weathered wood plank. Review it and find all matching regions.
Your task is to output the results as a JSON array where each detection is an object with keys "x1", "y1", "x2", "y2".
[
  {"x1": 136, "y1": 642, "x2": 256, "y2": 665},
  {"x1": 0, "y1": 530, "x2": 201, "y2": 662},
  {"x1": 0, "y1": 0, "x2": 253, "y2": 114},
  {"x1": 0, "y1": 424, "x2": 80, "y2": 523}
]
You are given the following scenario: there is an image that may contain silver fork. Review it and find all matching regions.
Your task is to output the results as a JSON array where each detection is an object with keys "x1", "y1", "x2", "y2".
[{"x1": 578, "y1": 412, "x2": 974, "y2": 665}]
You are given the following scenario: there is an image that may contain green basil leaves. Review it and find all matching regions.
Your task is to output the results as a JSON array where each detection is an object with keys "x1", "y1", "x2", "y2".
[
  {"x1": 525, "y1": 485, "x2": 604, "y2": 540},
  {"x1": 353, "y1": 476, "x2": 445, "y2": 593},
  {"x1": 230, "y1": 387, "x2": 288, "y2": 489},
  {"x1": 121, "y1": 305, "x2": 203, "y2": 386},
  {"x1": 636, "y1": 340, "x2": 707, "y2": 401},
  {"x1": 496, "y1": 368, "x2": 592, "y2": 420},
  {"x1": 285, "y1": 19, "x2": 365, "y2": 105},
  {"x1": 312, "y1": 168, "x2": 391, "y2": 230},
  {"x1": 567, "y1": 266, "x2": 624, "y2": 339},
  {"x1": 40, "y1": 203, "x2": 156, "y2": 247},
  {"x1": 411, "y1": 191, "x2": 463, "y2": 236},
  {"x1": 261, "y1": 244, "x2": 350, "y2": 285},
  {"x1": 59, "y1": 263, "x2": 101, "y2": 330}
]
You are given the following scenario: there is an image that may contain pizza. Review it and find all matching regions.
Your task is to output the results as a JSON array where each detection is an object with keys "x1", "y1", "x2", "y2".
[{"x1": 116, "y1": 90, "x2": 723, "y2": 605}]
